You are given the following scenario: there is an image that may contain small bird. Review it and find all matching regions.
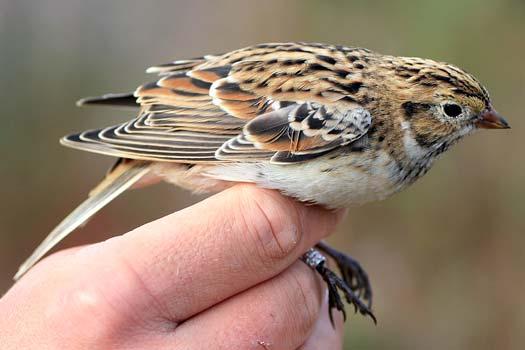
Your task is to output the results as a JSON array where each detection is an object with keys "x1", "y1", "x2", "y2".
[{"x1": 15, "y1": 42, "x2": 509, "y2": 322}]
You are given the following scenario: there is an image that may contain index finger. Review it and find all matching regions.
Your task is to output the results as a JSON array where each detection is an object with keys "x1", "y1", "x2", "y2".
[{"x1": 92, "y1": 184, "x2": 345, "y2": 323}]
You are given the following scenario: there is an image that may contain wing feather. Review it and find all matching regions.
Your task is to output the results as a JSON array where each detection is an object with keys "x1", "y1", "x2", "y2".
[{"x1": 68, "y1": 43, "x2": 375, "y2": 164}]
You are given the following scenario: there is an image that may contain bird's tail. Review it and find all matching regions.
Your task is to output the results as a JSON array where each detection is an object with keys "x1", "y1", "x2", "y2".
[
  {"x1": 14, "y1": 160, "x2": 151, "y2": 281},
  {"x1": 76, "y1": 92, "x2": 139, "y2": 108}
]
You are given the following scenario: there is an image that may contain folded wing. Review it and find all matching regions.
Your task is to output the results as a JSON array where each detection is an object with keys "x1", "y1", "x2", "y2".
[{"x1": 65, "y1": 43, "x2": 373, "y2": 164}]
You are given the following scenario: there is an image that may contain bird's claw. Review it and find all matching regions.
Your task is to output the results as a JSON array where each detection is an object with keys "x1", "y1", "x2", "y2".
[
  {"x1": 316, "y1": 241, "x2": 373, "y2": 308},
  {"x1": 301, "y1": 248, "x2": 376, "y2": 326},
  {"x1": 315, "y1": 261, "x2": 376, "y2": 325}
]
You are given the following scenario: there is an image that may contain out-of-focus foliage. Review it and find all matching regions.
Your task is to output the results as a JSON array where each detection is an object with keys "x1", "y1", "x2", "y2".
[{"x1": 1, "y1": 1, "x2": 523, "y2": 349}]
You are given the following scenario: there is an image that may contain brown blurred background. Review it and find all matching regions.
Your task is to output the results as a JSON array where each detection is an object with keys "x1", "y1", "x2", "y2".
[{"x1": 1, "y1": 0, "x2": 524, "y2": 349}]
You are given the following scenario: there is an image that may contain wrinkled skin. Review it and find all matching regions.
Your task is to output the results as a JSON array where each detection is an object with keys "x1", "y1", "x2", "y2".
[{"x1": 1, "y1": 185, "x2": 346, "y2": 350}]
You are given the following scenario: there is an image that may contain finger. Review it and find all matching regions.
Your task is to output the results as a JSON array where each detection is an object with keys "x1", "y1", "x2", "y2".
[
  {"x1": 299, "y1": 292, "x2": 344, "y2": 350},
  {"x1": 85, "y1": 184, "x2": 345, "y2": 323},
  {"x1": 169, "y1": 261, "x2": 324, "y2": 350}
]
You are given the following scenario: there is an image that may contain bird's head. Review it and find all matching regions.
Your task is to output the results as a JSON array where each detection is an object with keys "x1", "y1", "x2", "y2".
[{"x1": 376, "y1": 56, "x2": 510, "y2": 154}]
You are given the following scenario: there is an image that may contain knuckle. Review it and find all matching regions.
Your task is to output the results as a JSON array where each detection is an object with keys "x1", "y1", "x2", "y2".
[
  {"x1": 43, "y1": 275, "x2": 125, "y2": 346},
  {"x1": 43, "y1": 254, "x2": 173, "y2": 345},
  {"x1": 237, "y1": 186, "x2": 302, "y2": 264}
]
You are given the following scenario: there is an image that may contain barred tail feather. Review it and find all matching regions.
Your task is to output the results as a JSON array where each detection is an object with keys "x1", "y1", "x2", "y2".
[{"x1": 14, "y1": 161, "x2": 151, "y2": 280}]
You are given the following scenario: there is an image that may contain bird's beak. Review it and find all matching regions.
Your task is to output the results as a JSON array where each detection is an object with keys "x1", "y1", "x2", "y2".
[{"x1": 476, "y1": 108, "x2": 510, "y2": 129}]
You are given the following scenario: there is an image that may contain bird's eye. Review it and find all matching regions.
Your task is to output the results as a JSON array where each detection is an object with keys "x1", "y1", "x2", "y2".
[{"x1": 443, "y1": 103, "x2": 462, "y2": 118}]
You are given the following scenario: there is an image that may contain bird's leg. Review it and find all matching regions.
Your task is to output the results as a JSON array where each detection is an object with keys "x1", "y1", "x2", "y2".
[
  {"x1": 301, "y1": 249, "x2": 376, "y2": 325},
  {"x1": 315, "y1": 241, "x2": 373, "y2": 308}
]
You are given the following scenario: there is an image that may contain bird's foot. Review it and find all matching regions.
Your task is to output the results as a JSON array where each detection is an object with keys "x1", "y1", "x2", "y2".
[
  {"x1": 315, "y1": 241, "x2": 373, "y2": 307},
  {"x1": 301, "y1": 248, "x2": 376, "y2": 325}
]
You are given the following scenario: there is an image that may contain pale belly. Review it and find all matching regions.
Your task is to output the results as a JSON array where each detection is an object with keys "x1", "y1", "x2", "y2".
[{"x1": 152, "y1": 150, "x2": 405, "y2": 208}]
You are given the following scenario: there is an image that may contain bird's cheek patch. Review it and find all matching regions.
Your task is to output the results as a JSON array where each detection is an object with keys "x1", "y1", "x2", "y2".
[{"x1": 411, "y1": 119, "x2": 451, "y2": 148}]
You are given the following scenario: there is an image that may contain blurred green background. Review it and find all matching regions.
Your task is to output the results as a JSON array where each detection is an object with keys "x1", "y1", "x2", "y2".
[{"x1": 1, "y1": 0, "x2": 524, "y2": 348}]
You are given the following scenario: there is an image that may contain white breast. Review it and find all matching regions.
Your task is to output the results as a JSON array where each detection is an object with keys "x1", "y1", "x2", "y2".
[{"x1": 201, "y1": 150, "x2": 404, "y2": 208}]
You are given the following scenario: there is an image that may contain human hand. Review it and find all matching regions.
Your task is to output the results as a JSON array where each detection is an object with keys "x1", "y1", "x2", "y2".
[{"x1": 1, "y1": 185, "x2": 346, "y2": 349}]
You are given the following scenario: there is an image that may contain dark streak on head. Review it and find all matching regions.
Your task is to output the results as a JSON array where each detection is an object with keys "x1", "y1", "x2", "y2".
[
  {"x1": 403, "y1": 66, "x2": 421, "y2": 74},
  {"x1": 429, "y1": 73, "x2": 454, "y2": 85},
  {"x1": 411, "y1": 68, "x2": 490, "y2": 105},
  {"x1": 402, "y1": 102, "x2": 431, "y2": 118},
  {"x1": 396, "y1": 71, "x2": 414, "y2": 79},
  {"x1": 420, "y1": 81, "x2": 438, "y2": 87}
]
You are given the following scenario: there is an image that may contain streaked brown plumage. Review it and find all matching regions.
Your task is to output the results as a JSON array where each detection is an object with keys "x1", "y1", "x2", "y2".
[{"x1": 15, "y1": 42, "x2": 509, "y2": 321}]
